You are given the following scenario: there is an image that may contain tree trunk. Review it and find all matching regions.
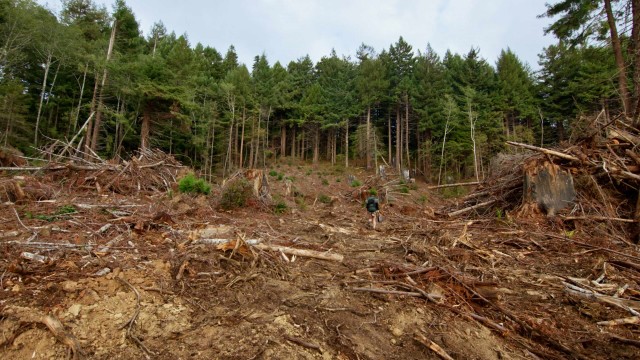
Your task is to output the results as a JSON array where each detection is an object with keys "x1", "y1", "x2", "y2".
[
  {"x1": 345, "y1": 119, "x2": 349, "y2": 168},
  {"x1": 313, "y1": 125, "x2": 319, "y2": 164},
  {"x1": 290, "y1": 126, "x2": 296, "y2": 158},
  {"x1": 395, "y1": 107, "x2": 401, "y2": 170},
  {"x1": 255, "y1": 108, "x2": 261, "y2": 167},
  {"x1": 74, "y1": 63, "x2": 88, "y2": 133},
  {"x1": 366, "y1": 106, "x2": 371, "y2": 169},
  {"x1": 90, "y1": 21, "x2": 117, "y2": 153},
  {"x1": 405, "y1": 93, "x2": 411, "y2": 171},
  {"x1": 280, "y1": 125, "x2": 286, "y2": 158},
  {"x1": 388, "y1": 113, "x2": 392, "y2": 165},
  {"x1": 84, "y1": 73, "x2": 99, "y2": 157},
  {"x1": 223, "y1": 101, "x2": 235, "y2": 177},
  {"x1": 141, "y1": 102, "x2": 152, "y2": 150},
  {"x1": 632, "y1": 0, "x2": 640, "y2": 127},
  {"x1": 438, "y1": 109, "x2": 451, "y2": 185},
  {"x1": 604, "y1": 0, "x2": 631, "y2": 117},
  {"x1": 240, "y1": 107, "x2": 247, "y2": 168},
  {"x1": 34, "y1": 53, "x2": 52, "y2": 146},
  {"x1": 469, "y1": 104, "x2": 479, "y2": 182}
]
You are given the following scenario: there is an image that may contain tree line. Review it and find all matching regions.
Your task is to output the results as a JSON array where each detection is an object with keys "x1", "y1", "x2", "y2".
[{"x1": 0, "y1": 0, "x2": 633, "y2": 182}]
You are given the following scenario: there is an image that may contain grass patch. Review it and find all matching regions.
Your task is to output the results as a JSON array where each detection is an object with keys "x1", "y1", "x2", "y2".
[
  {"x1": 350, "y1": 179, "x2": 361, "y2": 187},
  {"x1": 318, "y1": 194, "x2": 332, "y2": 204}
]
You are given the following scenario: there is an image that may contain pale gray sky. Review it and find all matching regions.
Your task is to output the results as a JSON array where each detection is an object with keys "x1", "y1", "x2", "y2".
[{"x1": 40, "y1": 0, "x2": 557, "y2": 70}]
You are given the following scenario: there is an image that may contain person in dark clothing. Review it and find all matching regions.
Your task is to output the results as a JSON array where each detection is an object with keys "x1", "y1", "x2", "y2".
[{"x1": 365, "y1": 189, "x2": 380, "y2": 229}]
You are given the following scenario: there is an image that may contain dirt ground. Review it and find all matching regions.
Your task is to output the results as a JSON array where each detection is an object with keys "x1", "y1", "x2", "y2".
[{"x1": 1, "y1": 162, "x2": 639, "y2": 359}]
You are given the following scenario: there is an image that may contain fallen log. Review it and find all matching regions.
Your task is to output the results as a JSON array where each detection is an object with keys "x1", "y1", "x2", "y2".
[
  {"x1": 447, "y1": 200, "x2": 496, "y2": 217},
  {"x1": 428, "y1": 181, "x2": 480, "y2": 189},
  {"x1": 254, "y1": 243, "x2": 343, "y2": 262},
  {"x1": 506, "y1": 141, "x2": 581, "y2": 162},
  {"x1": 597, "y1": 316, "x2": 640, "y2": 326}
]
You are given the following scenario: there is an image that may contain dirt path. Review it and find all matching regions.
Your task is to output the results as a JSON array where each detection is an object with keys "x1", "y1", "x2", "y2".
[{"x1": 1, "y1": 165, "x2": 639, "y2": 359}]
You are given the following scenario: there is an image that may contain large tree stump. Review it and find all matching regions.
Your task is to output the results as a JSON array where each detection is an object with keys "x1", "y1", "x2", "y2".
[{"x1": 523, "y1": 161, "x2": 576, "y2": 216}]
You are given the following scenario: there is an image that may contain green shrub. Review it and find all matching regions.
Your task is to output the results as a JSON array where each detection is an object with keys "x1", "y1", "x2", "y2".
[
  {"x1": 318, "y1": 194, "x2": 331, "y2": 204},
  {"x1": 350, "y1": 179, "x2": 361, "y2": 187},
  {"x1": 269, "y1": 170, "x2": 278, "y2": 177},
  {"x1": 274, "y1": 200, "x2": 288, "y2": 214},
  {"x1": 178, "y1": 173, "x2": 211, "y2": 195},
  {"x1": 219, "y1": 179, "x2": 252, "y2": 210},
  {"x1": 306, "y1": 169, "x2": 313, "y2": 175},
  {"x1": 321, "y1": 179, "x2": 329, "y2": 186},
  {"x1": 277, "y1": 173, "x2": 284, "y2": 181},
  {"x1": 295, "y1": 197, "x2": 307, "y2": 211},
  {"x1": 418, "y1": 194, "x2": 427, "y2": 204},
  {"x1": 336, "y1": 178, "x2": 341, "y2": 183},
  {"x1": 399, "y1": 185, "x2": 410, "y2": 194}
]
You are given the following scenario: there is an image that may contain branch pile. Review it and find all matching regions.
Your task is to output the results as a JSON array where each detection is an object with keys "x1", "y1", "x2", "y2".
[
  {"x1": 442, "y1": 115, "x2": 640, "y2": 239},
  {"x1": 1, "y1": 146, "x2": 185, "y2": 195}
]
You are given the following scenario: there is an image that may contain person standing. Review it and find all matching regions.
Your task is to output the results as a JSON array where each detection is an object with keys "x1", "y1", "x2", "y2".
[{"x1": 365, "y1": 189, "x2": 380, "y2": 229}]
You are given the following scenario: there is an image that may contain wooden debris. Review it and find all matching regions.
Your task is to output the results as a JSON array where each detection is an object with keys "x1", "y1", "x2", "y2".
[
  {"x1": 597, "y1": 316, "x2": 640, "y2": 326},
  {"x1": 283, "y1": 334, "x2": 322, "y2": 353},
  {"x1": 414, "y1": 333, "x2": 454, "y2": 360},
  {"x1": 42, "y1": 315, "x2": 85, "y2": 360},
  {"x1": 254, "y1": 243, "x2": 344, "y2": 262}
]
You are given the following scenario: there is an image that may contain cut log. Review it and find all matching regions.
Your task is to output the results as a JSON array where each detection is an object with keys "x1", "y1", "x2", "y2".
[{"x1": 523, "y1": 161, "x2": 576, "y2": 216}]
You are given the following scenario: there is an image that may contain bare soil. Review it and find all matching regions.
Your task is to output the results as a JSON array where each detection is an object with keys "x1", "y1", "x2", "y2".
[{"x1": 1, "y1": 162, "x2": 639, "y2": 359}]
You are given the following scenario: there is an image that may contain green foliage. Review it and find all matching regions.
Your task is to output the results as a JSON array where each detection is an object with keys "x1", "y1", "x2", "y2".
[
  {"x1": 418, "y1": 194, "x2": 427, "y2": 204},
  {"x1": 350, "y1": 180, "x2": 361, "y2": 187},
  {"x1": 178, "y1": 174, "x2": 211, "y2": 195},
  {"x1": 277, "y1": 173, "x2": 284, "y2": 181},
  {"x1": 219, "y1": 179, "x2": 251, "y2": 210},
  {"x1": 336, "y1": 178, "x2": 341, "y2": 183},
  {"x1": 399, "y1": 185, "x2": 410, "y2": 194},
  {"x1": 29, "y1": 205, "x2": 77, "y2": 222},
  {"x1": 269, "y1": 170, "x2": 278, "y2": 177},
  {"x1": 321, "y1": 178, "x2": 329, "y2": 186},
  {"x1": 318, "y1": 194, "x2": 332, "y2": 204},
  {"x1": 295, "y1": 196, "x2": 307, "y2": 211},
  {"x1": 306, "y1": 169, "x2": 313, "y2": 175},
  {"x1": 274, "y1": 200, "x2": 288, "y2": 214}
]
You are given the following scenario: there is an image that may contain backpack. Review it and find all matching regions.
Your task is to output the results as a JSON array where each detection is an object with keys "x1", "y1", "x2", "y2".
[{"x1": 366, "y1": 197, "x2": 378, "y2": 212}]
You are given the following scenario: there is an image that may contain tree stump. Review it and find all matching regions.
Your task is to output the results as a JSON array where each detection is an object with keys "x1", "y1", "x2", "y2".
[{"x1": 523, "y1": 161, "x2": 576, "y2": 216}]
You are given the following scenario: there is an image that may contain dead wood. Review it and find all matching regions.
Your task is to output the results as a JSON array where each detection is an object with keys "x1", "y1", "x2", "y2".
[
  {"x1": 447, "y1": 200, "x2": 496, "y2": 217},
  {"x1": 428, "y1": 181, "x2": 480, "y2": 189},
  {"x1": 506, "y1": 141, "x2": 581, "y2": 162},
  {"x1": 283, "y1": 334, "x2": 322, "y2": 353},
  {"x1": 116, "y1": 276, "x2": 154, "y2": 359},
  {"x1": 254, "y1": 243, "x2": 344, "y2": 262},
  {"x1": 42, "y1": 315, "x2": 85, "y2": 360},
  {"x1": 414, "y1": 333, "x2": 454, "y2": 360}
]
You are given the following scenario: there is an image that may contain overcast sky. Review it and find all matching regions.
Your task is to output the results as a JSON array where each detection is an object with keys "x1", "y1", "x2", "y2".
[{"x1": 40, "y1": 0, "x2": 557, "y2": 70}]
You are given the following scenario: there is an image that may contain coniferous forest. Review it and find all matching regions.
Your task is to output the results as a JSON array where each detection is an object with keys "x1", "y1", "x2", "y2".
[{"x1": 0, "y1": 0, "x2": 637, "y2": 182}]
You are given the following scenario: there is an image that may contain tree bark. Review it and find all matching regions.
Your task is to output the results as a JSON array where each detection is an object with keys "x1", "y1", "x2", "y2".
[
  {"x1": 34, "y1": 54, "x2": 52, "y2": 146},
  {"x1": 632, "y1": 0, "x2": 640, "y2": 127},
  {"x1": 141, "y1": 102, "x2": 151, "y2": 150},
  {"x1": 395, "y1": 107, "x2": 401, "y2": 170},
  {"x1": 604, "y1": 0, "x2": 632, "y2": 117},
  {"x1": 345, "y1": 119, "x2": 349, "y2": 168},
  {"x1": 405, "y1": 93, "x2": 411, "y2": 171},
  {"x1": 366, "y1": 105, "x2": 371, "y2": 169},
  {"x1": 280, "y1": 125, "x2": 286, "y2": 159},
  {"x1": 90, "y1": 21, "x2": 117, "y2": 154}
]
